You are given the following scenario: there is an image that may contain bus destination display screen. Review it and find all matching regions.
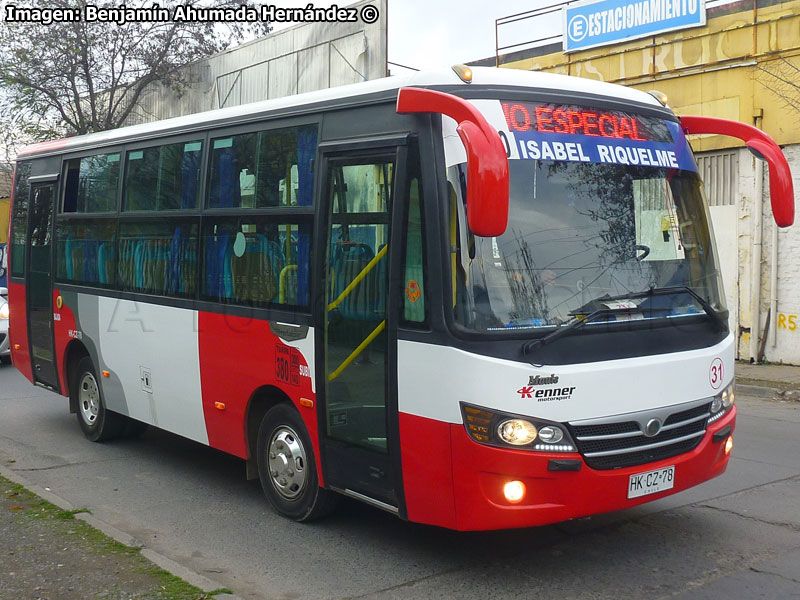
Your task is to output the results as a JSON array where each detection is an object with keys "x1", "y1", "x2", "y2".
[{"x1": 488, "y1": 100, "x2": 697, "y2": 172}]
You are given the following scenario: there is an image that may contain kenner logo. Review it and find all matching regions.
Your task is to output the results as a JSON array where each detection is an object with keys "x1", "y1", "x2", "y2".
[{"x1": 563, "y1": 0, "x2": 706, "y2": 53}]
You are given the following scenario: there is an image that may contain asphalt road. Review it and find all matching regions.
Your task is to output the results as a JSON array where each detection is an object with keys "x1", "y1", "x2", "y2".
[{"x1": 1, "y1": 362, "x2": 799, "y2": 600}]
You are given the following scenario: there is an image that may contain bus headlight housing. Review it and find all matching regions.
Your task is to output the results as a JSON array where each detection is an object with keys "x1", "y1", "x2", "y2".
[
  {"x1": 462, "y1": 403, "x2": 575, "y2": 452},
  {"x1": 708, "y1": 382, "x2": 735, "y2": 424}
]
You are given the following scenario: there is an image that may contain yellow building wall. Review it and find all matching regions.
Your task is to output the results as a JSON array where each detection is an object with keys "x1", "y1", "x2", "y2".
[
  {"x1": 0, "y1": 197, "x2": 9, "y2": 245},
  {"x1": 499, "y1": 0, "x2": 800, "y2": 152}
]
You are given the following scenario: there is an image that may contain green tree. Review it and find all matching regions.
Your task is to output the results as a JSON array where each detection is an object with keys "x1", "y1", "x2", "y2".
[{"x1": 0, "y1": 0, "x2": 271, "y2": 155}]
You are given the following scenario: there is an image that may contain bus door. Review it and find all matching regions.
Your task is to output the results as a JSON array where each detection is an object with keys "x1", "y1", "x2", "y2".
[
  {"x1": 27, "y1": 181, "x2": 59, "y2": 390},
  {"x1": 317, "y1": 137, "x2": 408, "y2": 513}
]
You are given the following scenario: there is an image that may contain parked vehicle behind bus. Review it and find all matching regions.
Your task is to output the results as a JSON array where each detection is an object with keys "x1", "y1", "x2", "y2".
[{"x1": 0, "y1": 286, "x2": 9, "y2": 363}]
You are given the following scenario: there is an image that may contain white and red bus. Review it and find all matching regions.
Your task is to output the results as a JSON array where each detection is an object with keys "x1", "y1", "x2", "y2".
[{"x1": 6, "y1": 67, "x2": 794, "y2": 530}]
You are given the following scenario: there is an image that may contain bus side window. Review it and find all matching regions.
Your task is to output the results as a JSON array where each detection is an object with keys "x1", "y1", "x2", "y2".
[
  {"x1": 123, "y1": 141, "x2": 202, "y2": 211},
  {"x1": 116, "y1": 221, "x2": 198, "y2": 297},
  {"x1": 9, "y1": 162, "x2": 32, "y2": 278},
  {"x1": 56, "y1": 220, "x2": 117, "y2": 287},
  {"x1": 62, "y1": 152, "x2": 120, "y2": 213},
  {"x1": 402, "y1": 177, "x2": 425, "y2": 325},
  {"x1": 201, "y1": 218, "x2": 312, "y2": 309},
  {"x1": 208, "y1": 125, "x2": 317, "y2": 210}
]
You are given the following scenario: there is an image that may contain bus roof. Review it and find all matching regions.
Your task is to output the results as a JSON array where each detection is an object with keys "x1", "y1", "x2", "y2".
[{"x1": 18, "y1": 66, "x2": 663, "y2": 159}]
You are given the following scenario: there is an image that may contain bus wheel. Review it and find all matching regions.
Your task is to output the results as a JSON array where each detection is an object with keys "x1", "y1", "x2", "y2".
[
  {"x1": 73, "y1": 356, "x2": 124, "y2": 442},
  {"x1": 256, "y1": 403, "x2": 337, "y2": 522}
]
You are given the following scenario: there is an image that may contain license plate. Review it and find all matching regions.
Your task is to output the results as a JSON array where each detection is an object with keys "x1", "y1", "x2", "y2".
[{"x1": 627, "y1": 466, "x2": 675, "y2": 499}]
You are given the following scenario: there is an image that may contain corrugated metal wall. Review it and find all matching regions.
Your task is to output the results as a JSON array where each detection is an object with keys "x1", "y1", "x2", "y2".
[
  {"x1": 127, "y1": 0, "x2": 386, "y2": 124},
  {"x1": 697, "y1": 150, "x2": 739, "y2": 206}
]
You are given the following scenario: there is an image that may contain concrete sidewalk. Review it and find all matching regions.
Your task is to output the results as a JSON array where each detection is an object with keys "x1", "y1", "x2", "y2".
[{"x1": 736, "y1": 361, "x2": 800, "y2": 399}]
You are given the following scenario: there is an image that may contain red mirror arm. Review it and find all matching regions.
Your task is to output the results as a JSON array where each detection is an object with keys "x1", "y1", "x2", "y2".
[
  {"x1": 397, "y1": 87, "x2": 509, "y2": 237},
  {"x1": 681, "y1": 115, "x2": 795, "y2": 227}
]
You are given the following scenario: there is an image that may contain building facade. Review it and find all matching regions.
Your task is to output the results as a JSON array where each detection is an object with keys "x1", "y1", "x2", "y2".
[
  {"x1": 124, "y1": 0, "x2": 387, "y2": 125},
  {"x1": 477, "y1": 0, "x2": 800, "y2": 364}
]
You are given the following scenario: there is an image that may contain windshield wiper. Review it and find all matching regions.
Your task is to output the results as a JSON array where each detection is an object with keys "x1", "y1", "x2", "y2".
[
  {"x1": 522, "y1": 306, "x2": 639, "y2": 355},
  {"x1": 637, "y1": 285, "x2": 727, "y2": 330},
  {"x1": 522, "y1": 285, "x2": 726, "y2": 356}
]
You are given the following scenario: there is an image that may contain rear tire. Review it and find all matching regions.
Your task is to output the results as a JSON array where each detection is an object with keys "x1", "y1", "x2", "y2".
[
  {"x1": 73, "y1": 356, "x2": 125, "y2": 442},
  {"x1": 256, "y1": 403, "x2": 338, "y2": 521}
]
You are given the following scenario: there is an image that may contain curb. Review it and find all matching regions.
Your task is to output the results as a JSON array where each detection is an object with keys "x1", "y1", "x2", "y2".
[
  {"x1": 0, "y1": 464, "x2": 242, "y2": 600},
  {"x1": 735, "y1": 382, "x2": 780, "y2": 398}
]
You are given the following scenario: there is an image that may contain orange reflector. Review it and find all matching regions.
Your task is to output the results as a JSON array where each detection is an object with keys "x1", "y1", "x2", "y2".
[
  {"x1": 214, "y1": 402, "x2": 226, "y2": 411},
  {"x1": 503, "y1": 480, "x2": 526, "y2": 504},
  {"x1": 102, "y1": 370, "x2": 110, "y2": 378},
  {"x1": 299, "y1": 398, "x2": 314, "y2": 408},
  {"x1": 13, "y1": 344, "x2": 20, "y2": 351},
  {"x1": 725, "y1": 435, "x2": 733, "y2": 455}
]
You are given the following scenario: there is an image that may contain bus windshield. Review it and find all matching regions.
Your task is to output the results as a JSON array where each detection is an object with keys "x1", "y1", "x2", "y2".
[{"x1": 449, "y1": 102, "x2": 726, "y2": 333}]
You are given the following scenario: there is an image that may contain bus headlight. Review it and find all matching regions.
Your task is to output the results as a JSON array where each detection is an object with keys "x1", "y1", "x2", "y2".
[
  {"x1": 497, "y1": 419, "x2": 537, "y2": 445},
  {"x1": 0, "y1": 303, "x2": 9, "y2": 320},
  {"x1": 708, "y1": 383, "x2": 735, "y2": 424},
  {"x1": 721, "y1": 384, "x2": 735, "y2": 408},
  {"x1": 462, "y1": 403, "x2": 575, "y2": 452}
]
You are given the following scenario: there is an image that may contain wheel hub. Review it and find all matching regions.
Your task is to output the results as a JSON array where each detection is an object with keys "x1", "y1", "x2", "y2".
[
  {"x1": 79, "y1": 373, "x2": 100, "y2": 425},
  {"x1": 267, "y1": 426, "x2": 307, "y2": 500}
]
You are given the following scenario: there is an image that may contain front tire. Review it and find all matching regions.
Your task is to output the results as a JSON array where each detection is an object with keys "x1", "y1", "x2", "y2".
[
  {"x1": 256, "y1": 403, "x2": 337, "y2": 521},
  {"x1": 73, "y1": 356, "x2": 124, "y2": 442}
]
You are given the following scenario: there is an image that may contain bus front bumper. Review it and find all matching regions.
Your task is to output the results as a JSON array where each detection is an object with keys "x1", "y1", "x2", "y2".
[{"x1": 447, "y1": 406, "x2": 736, "y2": 531}]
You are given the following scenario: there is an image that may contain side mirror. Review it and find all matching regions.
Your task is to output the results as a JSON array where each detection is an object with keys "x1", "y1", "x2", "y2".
[
  {"x1": 681, "y1": 115, "x2": 795, "y2": 227},
  {"x1": 397, "y1": 87, "x2": 509, "y2": 237}
]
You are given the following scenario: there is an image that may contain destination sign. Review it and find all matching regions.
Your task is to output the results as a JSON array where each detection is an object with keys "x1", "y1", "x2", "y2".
[
  {"x1": 501, "y1": 102, "x2": 672, "y2": 142},
  {"x1": 475, "y1": 100, "x2": 698, "y2": 172}
]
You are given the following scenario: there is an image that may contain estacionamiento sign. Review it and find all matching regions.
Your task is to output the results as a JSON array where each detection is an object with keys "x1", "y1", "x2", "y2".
[{"x1": 563, "y1": 0, "x2": 706, "y2": 53}]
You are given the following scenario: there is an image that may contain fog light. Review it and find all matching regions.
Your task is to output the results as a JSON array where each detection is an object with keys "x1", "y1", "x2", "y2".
[
  {"x1": 725, "y1": 436, "x2": 733, "y2": 455},
  {"x1": 538, "y1": 425, "x2": 564, "y2": 443},
  {"x1": 503, "y1": 480, "x2": 526, "y2": 503},
  {"x1": 497, "y1": 419, "x2": 537, "y2": 446}
]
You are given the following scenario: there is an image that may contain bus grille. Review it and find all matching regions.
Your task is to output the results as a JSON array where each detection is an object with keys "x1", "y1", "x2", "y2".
[{"x1": 569, "y1": 401, "x2": 711, "y2": 470}]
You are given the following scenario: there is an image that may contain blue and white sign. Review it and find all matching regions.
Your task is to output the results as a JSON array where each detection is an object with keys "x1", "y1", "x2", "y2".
[
  {"x1": 507, "y1": 121, "x2": 698, "y2": 173},
  {"x1": 563, "y1": 0, "x2": 706, "y2": 53}
]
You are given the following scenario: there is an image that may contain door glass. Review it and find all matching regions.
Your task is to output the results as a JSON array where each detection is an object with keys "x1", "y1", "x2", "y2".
[
  {"x1": 28, "y1": 185, "x2": 57, "y2": 382},
  {"x1": 325, "y1": 160, "x2": 393, "y2": 451}
]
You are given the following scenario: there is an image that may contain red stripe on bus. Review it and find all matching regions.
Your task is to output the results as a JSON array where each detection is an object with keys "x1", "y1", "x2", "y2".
[
  {"x1": 399, "y1": 412, "x2": 457, "y2": 529},
  {"x1": 17, "y1": 138, "x2": 71, "y2": 157},
  {"x1": 197, "y1": 312, "x2": 322, "y2": 485},
  {"x1": 8, "y1": 282, "x2": 33, "y2": 382},
  {"x1": 52, "y1": 288, "x2": 77, "y2": 394}
]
